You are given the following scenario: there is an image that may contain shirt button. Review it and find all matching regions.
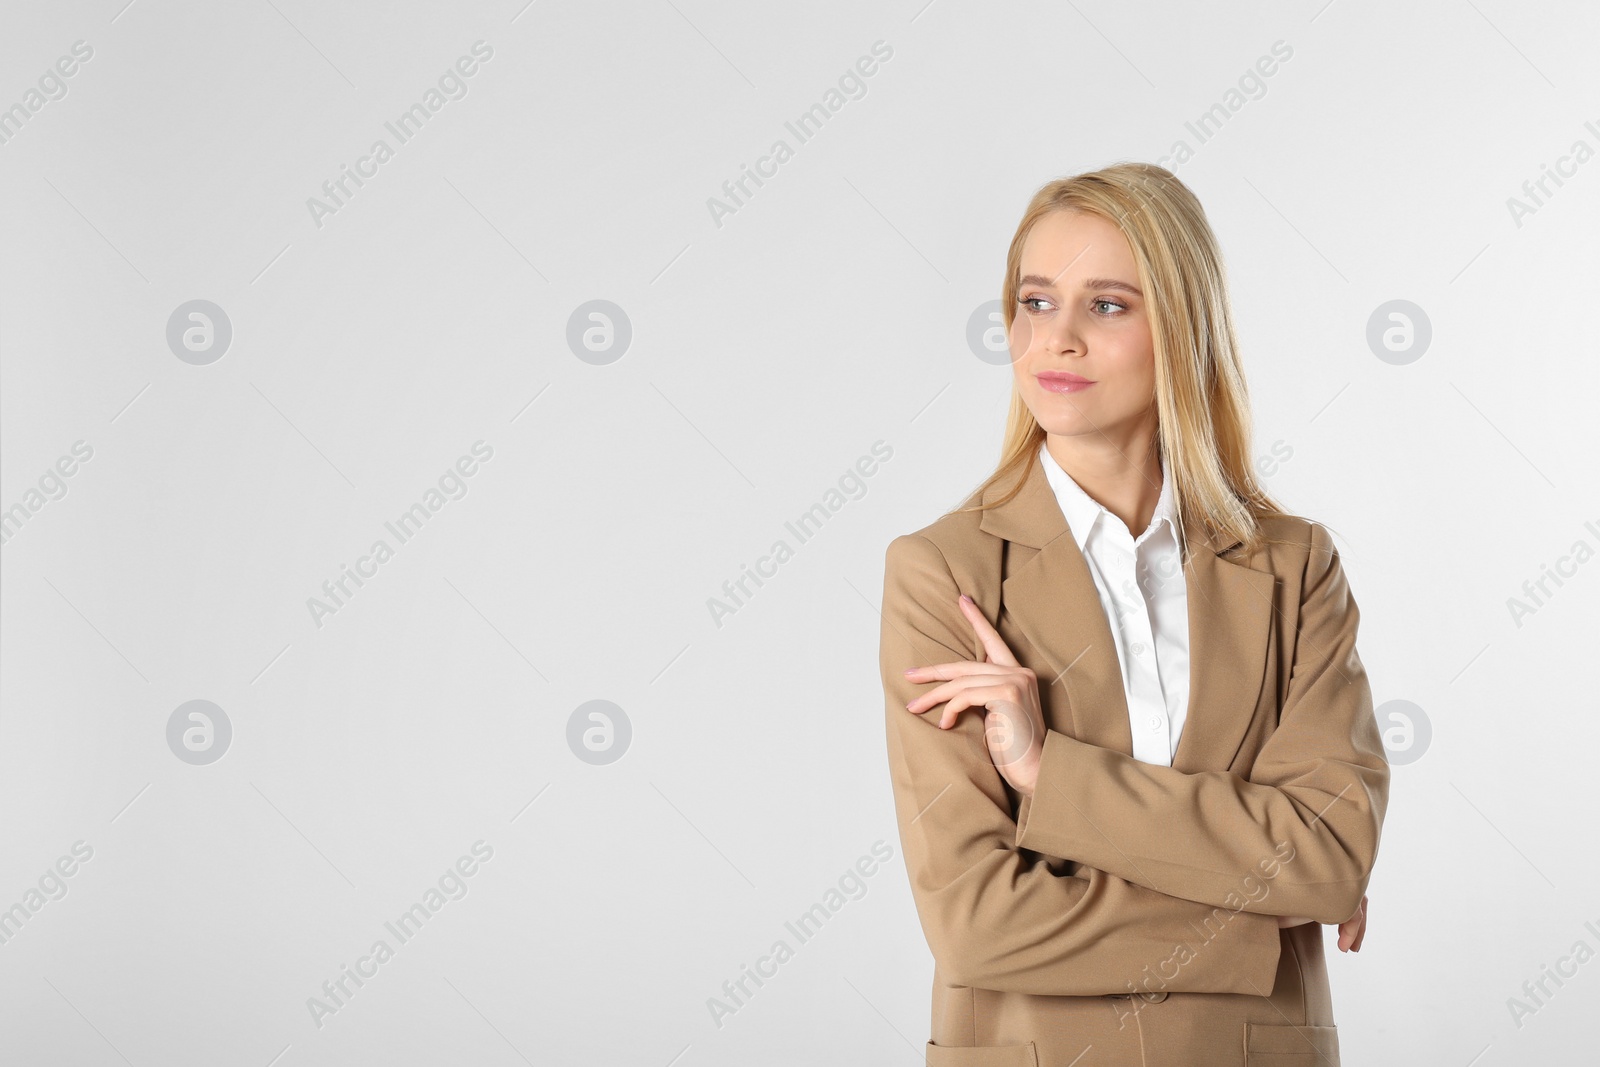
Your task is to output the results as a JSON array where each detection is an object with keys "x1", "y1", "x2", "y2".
[
  {"x1": 1147, "y1": 715, "x2": 1163, "y2": 731},
  {"x1": 1131, "y1": 642, "x2": 1146, "y2": 655}
]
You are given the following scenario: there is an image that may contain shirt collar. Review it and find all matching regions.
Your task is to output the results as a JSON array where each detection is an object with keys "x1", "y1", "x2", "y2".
[{"x1": 1037, "y1": 440, "x2": 1175, "y2": 551}]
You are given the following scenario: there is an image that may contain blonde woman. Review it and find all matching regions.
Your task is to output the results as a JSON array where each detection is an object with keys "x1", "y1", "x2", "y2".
[{"x1": 879, "y1": 162, "x2": 1389, "y2": 1066}]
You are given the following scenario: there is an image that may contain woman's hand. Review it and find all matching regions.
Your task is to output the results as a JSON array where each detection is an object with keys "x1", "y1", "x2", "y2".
[
  {"x1": 1337, "y1": 895, "x2": 1368, "y2": 952},
  {"x1": 1277, "y1": 895, "x2": 1367, "y2": 953},
  {"x1": 905, "y1": 595, "x2": 1372, "y2": 953},
  {"x1": 902, "y1": 594, "x2": 1045, "y2": 796}
]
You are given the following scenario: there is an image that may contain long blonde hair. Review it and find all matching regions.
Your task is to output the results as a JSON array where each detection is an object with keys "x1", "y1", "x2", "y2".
[{"x1": 958, "y1": 161, "x2": 1297, "y2": 558}]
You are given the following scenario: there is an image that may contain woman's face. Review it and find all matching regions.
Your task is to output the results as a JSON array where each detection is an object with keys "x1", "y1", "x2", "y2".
[{"x1": 1009, "y1": 210, "x2": 1157, "y2": 445}]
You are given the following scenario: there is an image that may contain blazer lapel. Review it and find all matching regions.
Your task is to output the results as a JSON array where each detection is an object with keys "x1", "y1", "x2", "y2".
[
  {"x1": 977, "y1": 450, "x2": 1276, "y2": 773},
  {"x1": 1173, "y1": 526, "x2": 1277, "y2": 772}
]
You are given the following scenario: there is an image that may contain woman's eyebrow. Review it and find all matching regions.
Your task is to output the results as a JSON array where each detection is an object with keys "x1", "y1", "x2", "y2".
[{"x1": 1018, "y1": 273, "x2": 1142, "y2": 297}]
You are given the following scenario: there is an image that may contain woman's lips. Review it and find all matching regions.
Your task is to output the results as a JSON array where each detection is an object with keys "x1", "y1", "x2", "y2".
[{"x1": 1035, "y1": 373, "x2": 1095, "y2": 394}]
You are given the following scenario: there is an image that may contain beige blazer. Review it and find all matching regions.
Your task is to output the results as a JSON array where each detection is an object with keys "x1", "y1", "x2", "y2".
[{"x1": 879, "y1": 456, "x2": 1390, "y2": 1067}]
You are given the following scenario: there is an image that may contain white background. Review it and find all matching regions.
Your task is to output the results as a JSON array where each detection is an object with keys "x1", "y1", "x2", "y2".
[{"x1": 2, "y1": 1, "x2": 1597, "y2": 1064}]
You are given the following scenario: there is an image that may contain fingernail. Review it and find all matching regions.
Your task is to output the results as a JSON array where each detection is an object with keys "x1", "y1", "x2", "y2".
[
  {"x1": 959, "y1": 594, "x2": 972, "y2": 605},
  {"x1": 903, "y1": 667, "x2": 917, "y2": 675}
]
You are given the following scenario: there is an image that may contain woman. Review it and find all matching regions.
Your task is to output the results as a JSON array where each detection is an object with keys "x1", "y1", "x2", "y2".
[{"x1": 878, "y1": 162, "x2": 1389, "y2": 1066}]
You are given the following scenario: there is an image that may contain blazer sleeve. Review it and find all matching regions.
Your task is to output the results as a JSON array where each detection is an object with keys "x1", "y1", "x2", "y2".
[
  {"x1": 1013, "y1": 521, "x2": 1390, "y2": 926},
  {"x1": 881, "y1": 532, "x2": 1282, "y2": 996}
]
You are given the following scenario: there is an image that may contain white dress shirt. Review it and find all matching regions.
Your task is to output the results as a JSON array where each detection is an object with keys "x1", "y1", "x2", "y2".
[{"x1": 1037, "y1": 441, "x2": 1190, "y2": 766}]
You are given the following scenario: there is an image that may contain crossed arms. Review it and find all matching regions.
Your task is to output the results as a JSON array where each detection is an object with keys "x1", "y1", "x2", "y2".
[{"x1": 878, "y1": 524, "x2": 1389, "y2": 996}]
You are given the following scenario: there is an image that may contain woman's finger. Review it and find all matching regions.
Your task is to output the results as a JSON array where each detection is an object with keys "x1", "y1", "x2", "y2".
[
  {"x1": 904, "y1": 660, "x2": 1013, "y2": 684},
  {"x1": 1337, "y1": 896, "x2": 1367, "y2": 952},
  {"x1": 905, "y1": 671, "x2": 1023, "y2": 717},
  {"x1": 930, "y1": 682, "x2": 1035, "y2": 731},
  {"x1": 957, "y1": 595, "x2": 1020, "y2": 668}
]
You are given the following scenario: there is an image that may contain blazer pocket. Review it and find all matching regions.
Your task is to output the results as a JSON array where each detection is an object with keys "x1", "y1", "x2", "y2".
[
  {"x1": 925, "y1": 1039, "x2": 1040, "y2": 1066},
  {"x1": 1244, "y1": 1022, "x2": 1340, "y2": 1065}
]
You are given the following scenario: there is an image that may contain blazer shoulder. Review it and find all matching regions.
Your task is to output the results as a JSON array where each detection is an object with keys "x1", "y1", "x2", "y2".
[
  {"x1": 883, "y1": 499, "x2": 994, "y2": 574},
  {"x1": 1255, "y1": 511, "x2": 1320, "y2": 546},
  {"x1": 1244, "y1": 511, "x2": 1346, "y2": 588}
]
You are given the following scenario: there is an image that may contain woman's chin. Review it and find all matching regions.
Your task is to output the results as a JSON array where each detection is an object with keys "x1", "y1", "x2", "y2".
[{"x1": 1031, "y1": 412, "x2": 1102, "y2": 437}]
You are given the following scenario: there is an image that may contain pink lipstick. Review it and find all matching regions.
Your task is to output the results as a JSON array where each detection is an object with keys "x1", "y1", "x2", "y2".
[{"x1": 1035, "y1": 371, "x2": 1095, "y2": 394}]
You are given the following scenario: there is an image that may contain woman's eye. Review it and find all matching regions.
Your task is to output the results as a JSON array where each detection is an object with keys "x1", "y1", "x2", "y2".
[
  {"x1": 1019, "y1": 296, "x2": 1051, "y2": 313},
  {"x1": 1094, "y1": 300, "x2": 1125, "y2": 315}
]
